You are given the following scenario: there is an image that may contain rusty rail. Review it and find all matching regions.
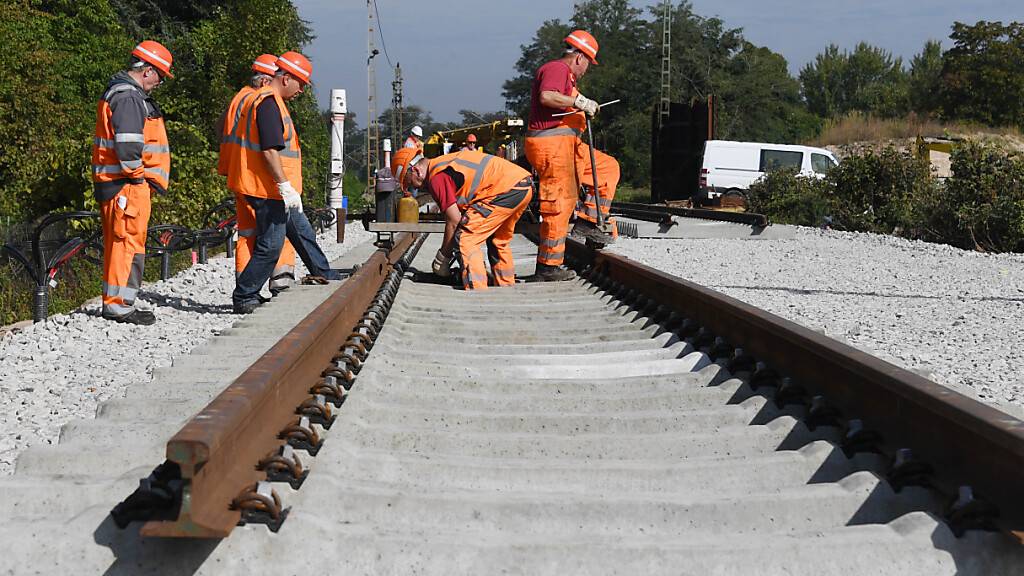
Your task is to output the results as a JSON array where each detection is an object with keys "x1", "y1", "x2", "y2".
[
  {"x1": 565, "y1": 238, "x2": 1024, "y2": 532},
  {"x1": 133, "y1": 233, "x2": 416, "y2": 538}
]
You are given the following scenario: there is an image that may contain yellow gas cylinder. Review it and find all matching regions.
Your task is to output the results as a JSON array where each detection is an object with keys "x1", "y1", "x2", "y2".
[{"x1": 397, "y1": 193, "x2": 419, "y2": 223}]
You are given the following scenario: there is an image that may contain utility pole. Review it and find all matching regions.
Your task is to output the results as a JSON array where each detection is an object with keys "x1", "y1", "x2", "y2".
[
  {"x1": 367, "y1": 0, "x2": 380, "y2": 192},
  {"x1": 659, "y1": 0, "x2": 672, "y2": 129},
  {"x1": 391, "y1": 63, "x2": 403, "y2": 147}
]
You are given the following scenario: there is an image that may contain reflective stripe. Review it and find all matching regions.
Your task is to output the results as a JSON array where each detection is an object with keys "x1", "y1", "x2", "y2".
[
  {"x1": 135, "y1": 44, "x2": 171, "y2": 68},
  {"x1": 493, "y1": 268, "x2": 515, "y2": 278},
  {"x1": 146, "y1": 167, "x2": 170, "y2": 180},
  {"x1": 103, "y1": 302, "x2": 136, "y2": 316},
  {"x1": 464, "y1": 273, "x2": 488, "y2": 286},
  {"x1": 491, "y1": 186, "x2": 529, "y2": 209},
  {"x1": 227, "y1": 92, "x2": 257, "y2": 143},
  {"x1": 278, "y1": 56, "x2": 310, "y2": 78},
  {"x1": 103, "y1": 282, "x2": 139, "y2": 302},
  {"x1": 253, "y1": 60, "x2": 277, "y2": 74},
  {"x1": 568, "y1": 33, "x2": 598, "y2": 58},
  {"x1": 103, "y1": 83, "x2": 138, "y2": 101},
  {"x1": 143, "y1": 144, "x2": 170, "y2": 153},
  {"x1": 94, "y1": 137, "x2": 115, "y2": 148},
  {"x1": 115, "y1": 133, "x2": 145, "y2": 143},
  {"x1": 93, "y1": 164, "x2": 124, "y2": 174},
  {"x1": 526, "y1": 127, "x2": 581, "y2": 138},
  {"x1": 540, "y1": 238, "x2": 565, "y2": 248},
  {"x1": 583, "y1": 193, "x2": 612, "y2": 207},
  {"x1": 120, "y1": 159, "x2": 143, "y2": 171},
  {"x1": 224, "y1": 134, "x2": 299, "y2": 158},
  {"x1": 472, "y1": 204, "x2": 493, "y2": 217}
]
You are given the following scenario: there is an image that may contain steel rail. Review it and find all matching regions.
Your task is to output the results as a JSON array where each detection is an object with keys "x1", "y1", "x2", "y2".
[
  {"x1": 612, "y1": 201, "x2": 769, "y2": 228},
  {"x1": 138, "y1": 233, "x2": 417, "y2": 538},
  {"x1": 565, "y1": 238, "x2": 1024, "y2": 531}
]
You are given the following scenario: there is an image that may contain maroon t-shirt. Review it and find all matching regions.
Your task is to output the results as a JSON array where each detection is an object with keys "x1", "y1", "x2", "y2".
[
  {"x1": 528, "y1": 60, "x2": 576, "y2": 131},
  {"x1": 427, "y1": 171, "x2": 458, "y2": 212}
]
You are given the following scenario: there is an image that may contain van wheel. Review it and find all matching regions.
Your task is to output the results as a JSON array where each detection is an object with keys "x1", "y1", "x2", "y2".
[{"x1": 722, "y1": 188, "x2": 747, "y2": 209}]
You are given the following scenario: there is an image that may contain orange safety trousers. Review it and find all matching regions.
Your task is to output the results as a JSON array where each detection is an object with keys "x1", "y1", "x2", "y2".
[
  {"x1": 525, "y1": 133, "x2": 619, "y2": 267},
  {"x1": 100, "y1": 182, "x2": 151, "y2": 317},
  {"x1": 455, "y1": 179, "x2": 533, "y2": 290},
  {"x1": 233, "y1": 193, "x2": 296, "y2": 290}
]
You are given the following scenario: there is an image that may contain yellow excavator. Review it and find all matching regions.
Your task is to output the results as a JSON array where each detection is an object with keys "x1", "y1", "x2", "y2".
[{"x1": 423, "y1": 118, "x2": 525, "y2": 160}]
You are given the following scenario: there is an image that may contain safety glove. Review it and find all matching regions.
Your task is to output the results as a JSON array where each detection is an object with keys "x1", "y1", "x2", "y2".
[
  {"x1": 573, "y1": 93, "x2": 599, "y2": 117},
  {"x1": 277, "y1": 181, "x2": 303, "y2": 213},
  {"x1": 432, "y1": 249, "x2": 452, "y2": 277}
]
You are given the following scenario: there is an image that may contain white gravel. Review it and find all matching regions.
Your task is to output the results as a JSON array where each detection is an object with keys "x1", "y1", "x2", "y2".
[
  {"x1": 610, "y1": 226, "x2": 1024, "y2": 418},
  {"x1": 0, "y1": 223, "x2": 374, "y2": 475}
]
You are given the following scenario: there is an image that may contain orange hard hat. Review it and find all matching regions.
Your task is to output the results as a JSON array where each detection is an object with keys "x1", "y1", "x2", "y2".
[
  {"x1": 252, "y1": 53, "x2": 279, "y2": 75},
  {"x1": 277, "y1": 51, "x2": 312, "y2": 85},
  {"x1": 392, "y1": 147, "x2": 425, "y2": 192},
  {"x1": 565, "y1": 30, "x2": 599, "y2": 65},
  {"x1": 132, "y1": 40, "x2": 174, "y2": 78},
  {"x1": 466, "y1": 134, "x2": 477, "y2": 143}
]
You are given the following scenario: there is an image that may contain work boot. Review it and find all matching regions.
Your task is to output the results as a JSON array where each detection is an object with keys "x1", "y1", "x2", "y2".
[
  {"x1": 233, "y1": 300, "x2": 261, "y2": 315},
  {"x1": 103, "y1": 309, "x2": 156, "y2": 326},
  {"x1": 571, "y1": 220, "x2": 615, "y2": 245},
  {"x1": 534, "y1": 263, "x2": 576, "y2": 282}
]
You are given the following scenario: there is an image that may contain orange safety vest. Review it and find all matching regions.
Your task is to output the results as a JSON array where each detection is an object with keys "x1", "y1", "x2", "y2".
[
  {"x1": 426, "y1": 150, "x2": 530, "y2": 210},
  {"x1": 224, "y1": 88, "x2": 303, "y2": 199},
  {"x1": 218, "y1": 85, "x2": 260, "y2": 177},
  {"x1": 92, "y1": 83, "x2": 171, "y2": 198}
]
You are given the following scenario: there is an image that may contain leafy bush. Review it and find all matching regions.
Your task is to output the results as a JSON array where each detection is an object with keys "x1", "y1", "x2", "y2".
[
  {"x1": 827, "y1": 147, "x2": 934, "y2": 233},
  {"x1": 746, "y1": 169, "x2": 834, "y2": 227}
]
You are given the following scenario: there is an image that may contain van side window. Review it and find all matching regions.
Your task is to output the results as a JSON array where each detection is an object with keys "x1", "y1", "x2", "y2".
[
  {"x1": 759, "y1": 149, "x2": 803, "y2": 172},
  {"x1": 812, "y1": 153, "x2": 837, "y2": 174}
]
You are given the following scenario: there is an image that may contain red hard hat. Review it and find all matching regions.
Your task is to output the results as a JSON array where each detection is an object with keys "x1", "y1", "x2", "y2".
[
  {"x1": 392, "y1": 147, "x2": 425, "y2": 192},
  {"x1": 565, "y1": 30, "x2": 599, "y2": 65},
  {"x1": 466, "y1": 134, "x2": 477, "y2": 143},
  {"x1": 277, "y1": 51, "x2": 312, "y2": 85},
  {"x1": 252, "y1": 53, "x2": 279, "y2": 75},
  {"x1": 132, "y1": 40, "x2": 174, "y2": 78}
]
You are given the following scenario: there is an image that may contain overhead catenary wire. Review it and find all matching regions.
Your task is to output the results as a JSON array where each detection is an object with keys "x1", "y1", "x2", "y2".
[{"x1": 372, "y1": 0, "x2": 394, "y2": 69}]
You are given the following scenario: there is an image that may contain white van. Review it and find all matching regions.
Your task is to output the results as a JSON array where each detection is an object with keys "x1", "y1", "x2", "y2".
[{"x1": 697, "y1": 140, "x2": 838, "y2": 203}]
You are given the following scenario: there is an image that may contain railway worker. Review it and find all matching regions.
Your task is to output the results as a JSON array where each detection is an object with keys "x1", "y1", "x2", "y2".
[
  {"x1": 526, "y1": 29, "x2": 620, "y2": 281},
  {"x1": 461, "y1": 133, "x2": 478, "y2": 152},
  {"x1": 404, "y1": 125, "x2": 424, "y2": 151},
  {"x1": 225, "y1": 51, "x2": 342, "y2": 314},
  {"x1": 91, "y1": 40, "x2": 174, "y2": 325},
  {"x1": 391, "y1": 147, "x2": 532, "y2": 290},
  {"x1": 217, "y1": 54, "x2": 297, "y2": 296}
]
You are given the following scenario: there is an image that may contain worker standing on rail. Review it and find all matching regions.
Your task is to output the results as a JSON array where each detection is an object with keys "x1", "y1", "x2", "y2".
[
  {"x1": 91, "y1": 40, "x2": 174, "y2": 325},
  {"x1": 404, "y1": 125, "x2": 424, "y2": 152},
  {"x1": 225, "y1": 51, "x2": 342, "y2": 314},
  {"x1": 526, "y1": 30, "x2": 620, "y2": 281},
  {"x1": 217, "y1": 54, "x2": 297, "y2": 296},
  {"x1": 391, "y1": 147, "x2": 532, "y2": 290}
]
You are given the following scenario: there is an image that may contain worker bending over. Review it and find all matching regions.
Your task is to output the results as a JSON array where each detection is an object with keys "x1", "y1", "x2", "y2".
[
  {"x1": 526, "y1": 30, "x2": 620, "y2": 281},
  {"x1": 224, "y1": 52, "x2": 341, "y2": 314},
  {"x1": 392, "y1": 147, "x2": 532, "y2": 290},
  {"x1": 91, "y1": 41, "x2": 174, "y2": 325},
  {"x1": 218, "y1": 54, "x2": 297, "y2": 295}
]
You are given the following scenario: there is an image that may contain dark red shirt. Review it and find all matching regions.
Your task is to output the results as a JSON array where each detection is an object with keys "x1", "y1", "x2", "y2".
[
  {"x1": 427, "y1": 171, "x2": 458, "y2": 212},
  {"x1": 528, "y1": 60, "x2": 576, "y2": 131}
]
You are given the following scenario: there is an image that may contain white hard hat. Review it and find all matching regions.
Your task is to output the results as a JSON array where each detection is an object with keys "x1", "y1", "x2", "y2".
[{"x1": 410, "y1": 125, "x2": 423, "y2": 138}]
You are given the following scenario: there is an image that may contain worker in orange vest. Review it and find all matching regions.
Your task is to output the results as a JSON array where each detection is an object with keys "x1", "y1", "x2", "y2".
[
  {"x1": 91, "y1": 40, "x2": 174, "y2": 325},
  {"x1": 403, "y1": 125, "x2": 424, "y2": 152},
  {"x1": 224, "y1": 51, "x2": 342, "y2": 314},
  {"x1": 460, "y1": 133, "x2": 478, "y2": 152},
  {"x1": 217, "y1": 53, "x2": 297, "y2": 295},
  {"x1": 392, "y1": 147, "x2": 532, "y2": 290},
  {"x1": 525, "y1": 30, "x2": 620, "y2": 281}
]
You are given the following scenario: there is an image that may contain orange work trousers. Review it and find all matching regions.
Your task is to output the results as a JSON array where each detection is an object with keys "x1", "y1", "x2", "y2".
[
  {"x1": 525, "y1": 132, "x2": 619, "y2": 267},
  {"x1": 234, "y1": 192, "x2": 296, "y2": 290},
  {"x1": 455, "y1": 178, "x2": 533, "y2": 290},
  {"x1": 100, "y1": 182, "x2": 151, "y2": 318}
]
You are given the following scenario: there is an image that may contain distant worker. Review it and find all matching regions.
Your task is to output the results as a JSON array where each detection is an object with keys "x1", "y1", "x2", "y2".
[
  {"x1": 91, "y1": 40, "x2": 174, "y2": 325},
  {"x1": 526, "y1": 30, "x2": 620, "y2": 281},
  {"x1": 404, "y1": 125, "x2": 424, "y2": 151},
  {"x1": 461, "y1": 133, "x2": 478, "y2": 152},
  {"x1": 224, "y1": 51, "x2": 342, "y2": 314},
  {"x1": 218, "y1": 54, "x2": 296, "y2": 295},
  {"x1": 392, "y1": 147, "x2": 532, "y2": 290}
]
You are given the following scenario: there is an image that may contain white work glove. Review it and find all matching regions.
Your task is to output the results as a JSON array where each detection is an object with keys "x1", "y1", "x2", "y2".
[
  {"x1": 277, "y1": 181, "x2": 303, "y2": 213},
  {"x1": 431, "y1": 249, "x2": 452, "y2": 278},
  {"x1": 574, "y1": 93, "x2": 599, "y2": 117}
]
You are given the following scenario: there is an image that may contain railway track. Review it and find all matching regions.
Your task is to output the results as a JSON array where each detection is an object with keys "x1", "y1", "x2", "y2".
[{"x1": 1, "y1": 232, "x2": 1022, "y2": 574}]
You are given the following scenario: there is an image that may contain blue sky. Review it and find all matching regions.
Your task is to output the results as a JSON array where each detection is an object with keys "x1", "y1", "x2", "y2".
[{"x1": 293, "y1": 0, "x2": 1023, "y2": 123}]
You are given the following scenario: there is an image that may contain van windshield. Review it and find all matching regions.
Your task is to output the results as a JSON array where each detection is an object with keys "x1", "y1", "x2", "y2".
[
  {"x1": 812, "y1": 153, "x2": 837, "y2": 174},
  {"x1": 759, "y1": 149, "x2": 803, "y2": 172}
]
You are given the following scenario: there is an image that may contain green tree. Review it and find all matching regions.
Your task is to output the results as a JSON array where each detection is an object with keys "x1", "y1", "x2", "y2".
[
  {"x1": 940, "y1": 20, "x2": 1024, "y2": 127},
  {"x1": 908, "y1": 39, "x2": 943, "y2": 116},
  {"x1": 799, "y1": 42, "x2": 909, "y2": 118}
]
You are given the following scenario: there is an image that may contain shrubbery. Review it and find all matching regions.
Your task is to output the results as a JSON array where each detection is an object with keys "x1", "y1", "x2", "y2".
[{"x1": 748, "y1": 141, "x2": 1024, "y2": 253}]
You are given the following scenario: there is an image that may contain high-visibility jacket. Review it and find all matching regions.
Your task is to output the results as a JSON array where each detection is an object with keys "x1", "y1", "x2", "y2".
[
  {"x1": 224, "y1": 88, "x2": 303, "y2": 199},
  {"x1": 403, "y1": 136, "x2": 422, "y2": 151},
  {"x1": 218, "y1": 85, "x2": 260, "y2": 177},
  {"x1": 91, "y1": 72, "x2": 171, "y2": 201},
  {"x1": 426, "y1": 150, "x2": 530, "y2": 211}
]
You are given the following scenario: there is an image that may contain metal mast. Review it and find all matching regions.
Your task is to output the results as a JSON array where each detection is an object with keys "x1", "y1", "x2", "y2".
[
  {"x1": 658, "y1": 0, "x2": 672, "y2": 129},
  {"x1": 367, "y1": 0, "x2": 380, "y2": 190},
  {"x1": 391, "y1": 63, "x2": 403, "y2": 147}
]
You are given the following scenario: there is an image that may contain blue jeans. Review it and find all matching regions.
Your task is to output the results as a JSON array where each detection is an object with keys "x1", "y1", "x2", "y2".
[{"x1": 233, "y1": 195, "x2": 340, "y2": 305}]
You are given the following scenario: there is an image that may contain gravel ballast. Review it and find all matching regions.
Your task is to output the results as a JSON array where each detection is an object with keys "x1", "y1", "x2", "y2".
[
  {"x1": 0, "y1": 224, "x2": 373, "y2": 475},
  {"x1": 611, "y1": 226, "x2": 1024, "y2": 418}
]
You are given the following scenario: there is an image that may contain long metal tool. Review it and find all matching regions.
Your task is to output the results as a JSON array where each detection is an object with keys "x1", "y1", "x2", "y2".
[
  {"x1": 550, "y1": 99, "x2": 620, "y2": 118},
  {"x1": 584, "y1": 115, "x2": 605, "y2": 231}
]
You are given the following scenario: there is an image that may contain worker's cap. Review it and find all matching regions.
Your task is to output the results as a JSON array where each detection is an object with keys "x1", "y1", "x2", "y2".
[
  {"x1": 466, "y1": 133, "x2": 477, "y2": 143},
  {"x1": 410, "y1": 125, "x2": 423, "y2": 138},
  {"x1": 392, "y1": 147, "x2": 424, "y2": 192},
  {"x1": 277, "y1": 51, "x2": 312, "y2": 85},
  {"x1": 565, "y1": 30, "x2": 599, "y2": 65},
  {"x1": 132, "y1": 40, "x2": 174, "y2": 78},
  {"x1": 252, "y1": 53, "x2": 279, "y2": 75}
]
